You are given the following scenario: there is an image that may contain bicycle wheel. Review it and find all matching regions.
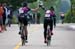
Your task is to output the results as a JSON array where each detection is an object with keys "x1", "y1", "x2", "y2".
[
  {"x1": 21, "y1": 26, "x2": 26, "y2": 46},
  {"x1": 22, "y1": 38, "x2": 25, "y2": 46},
  {"x1": 21, "y1": 34, "x2": 26, "y2": 46},
  {"x1": 47, "y1": 36, "x2": 51, "y2": 46}
]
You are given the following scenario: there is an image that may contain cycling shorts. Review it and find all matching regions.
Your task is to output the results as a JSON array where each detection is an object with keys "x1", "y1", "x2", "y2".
[{"x1": 18, "y1": 16, "x2": 28, "y2": 26}]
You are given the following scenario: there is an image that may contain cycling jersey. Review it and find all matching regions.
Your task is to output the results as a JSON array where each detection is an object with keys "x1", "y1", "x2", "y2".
[
  {"x1": 18, "y1": 7, "x2": 31, "y2": 26},
  {"x1": 45, "y1": 10, "x2": 50, "y2": 17},
  {"x1": 45, "y1": 10, "x2": 55, "y2": 18}
]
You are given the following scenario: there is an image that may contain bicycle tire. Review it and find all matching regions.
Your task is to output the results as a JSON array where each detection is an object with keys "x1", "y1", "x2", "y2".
[
  {"x1": 22, "y1": 38, "x2": 25, "y2": 46},
  {"x1": 21, "y1": 25, "x2": 26, "y2": 46},
  {"x1": 21, "y1": 34, "x2": 26, "y2": 46},
  {"x1": 47, "y1": 36, "x2": 51, "y2": 46}
]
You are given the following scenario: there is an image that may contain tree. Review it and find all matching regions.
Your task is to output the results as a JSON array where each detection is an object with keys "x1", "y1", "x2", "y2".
[
  {"x1": 0, "y1": 0, "x2": 37, "y2": 9},
  {"x1": 27, "y1": 0, "x2": 37, "y2": 3},
  {"x1": 64, "y1": 0, "x2": 75, "y2": 23}
]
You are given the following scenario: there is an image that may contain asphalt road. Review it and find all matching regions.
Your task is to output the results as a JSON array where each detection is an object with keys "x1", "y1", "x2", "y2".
[{"x1": 0, "y1": 23, "x2": 75, "y2": 49}]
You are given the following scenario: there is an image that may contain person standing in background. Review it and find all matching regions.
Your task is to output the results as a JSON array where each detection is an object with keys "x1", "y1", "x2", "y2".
[
  {"x1": 7, "y1": 5, "x2": 13, "y2": 27},
  {"x1": 36, "y1": 11, "x2": 41, "y2": 24},
  {"x1": 2, "y1": 3, "x2": 8, "y2": 31},
  {"x1": 0, "y1": 3, "x2": 4, "y2": 32}
]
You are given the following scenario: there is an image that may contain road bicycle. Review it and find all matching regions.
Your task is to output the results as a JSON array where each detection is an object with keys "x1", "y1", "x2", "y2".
[
  {"x1": 46, "y1": 26, "x2": 52, "y2": 46},
  {"x1": 19, "y1": 24, "x2": 26, "y2": 46}
]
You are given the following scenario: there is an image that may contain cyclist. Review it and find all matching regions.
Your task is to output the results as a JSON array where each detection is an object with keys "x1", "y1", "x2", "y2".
[
  {"x1": 60, "y1": 12, "x2": 65, "y2": 24},
  {"x1": 43, "y1": 6, "x2": 56, "y2": 43},
  {"x1": 18, "y1": 2, "x2": 39, "y2": 42}
]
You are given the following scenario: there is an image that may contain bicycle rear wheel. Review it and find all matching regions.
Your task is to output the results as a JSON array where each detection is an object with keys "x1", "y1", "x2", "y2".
[
  {"x1": 22, "y1": 38, "x2": 25, "y2": 46},
  {"x1": 47, "y1": 36, "x2": 51, "y2": 46},
  {"x1": 21, "y1": 27, "x2": 26, "y2": 46}
]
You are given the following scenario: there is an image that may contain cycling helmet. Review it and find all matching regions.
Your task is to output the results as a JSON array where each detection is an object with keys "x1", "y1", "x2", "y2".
[{"x1": 22, "y1": 2, "x2": 28, "y2": 7}]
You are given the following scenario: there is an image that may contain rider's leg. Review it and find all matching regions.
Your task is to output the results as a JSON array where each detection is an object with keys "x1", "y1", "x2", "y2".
[
  {"x1": 24, "y1": 25, "x2": 28, "y2": 40},
  {"x1": 62, "y1": 17, "x2": 64, "y2": 24},
  {"x1": 49, "y1": 19, "x2": 53, "y2": 35},
  {"x1": 44, "y1": 19, "x2": 48, "y2": 43},
  {"x1": 18, "y1": 17, "x2": 23, "y2": 34},
  {"x1": 61, "y1": 16, "x2": 64, "y2": 24},
  {"x1": 23, "y1": 17, "x2": 28, "y2": 41}
]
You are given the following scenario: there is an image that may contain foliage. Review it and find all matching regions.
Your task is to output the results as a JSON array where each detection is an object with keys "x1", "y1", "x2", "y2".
[
  {"x1": 0, "y1": 0, "x2": 61, "y2": 23},
  {"x1": 64, "y1": 10, "x2": 75, "y2": 23},
  {"x1": 64, "y1": 10, "x2": 72, "y2": 23},
  {"x1": 0, "y1": 0, "x2": 37, "y2": 9},
  {"x1": 64, "y1": 0, "x2": 75, "y2": 23},
  {"x1": 27, "y1": 0, "x2": 37, "y2": 3}
]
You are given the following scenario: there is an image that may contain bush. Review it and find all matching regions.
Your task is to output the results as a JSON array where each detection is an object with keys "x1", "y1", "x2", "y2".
[
  {"x1": 12, "y1": 16, "x2": 18, "y2": 24},
  {"x1": 64, "y1": 10, "x2": 71, "y2": 23},
  {"x1": 71, "y1": 16, "x2": 75, "y2": 23},
  {"x1": 64, "y1": 10, "x2": 75, "y2": 23}
]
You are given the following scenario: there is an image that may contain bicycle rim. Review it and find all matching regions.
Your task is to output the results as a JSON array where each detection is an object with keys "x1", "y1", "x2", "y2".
[
  {"x1": 22, "y1": 39, "x2": 25, "y2": 46},
  {"x1": 47, "y1": 40, "x2": 51, "y2": 46},
  {"x1": 47, "y1": 36, "x2": 51, "y2": 46}
]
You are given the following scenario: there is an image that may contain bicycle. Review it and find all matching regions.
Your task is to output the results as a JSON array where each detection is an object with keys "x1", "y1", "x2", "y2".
[
  {"x1": 19, "y1": 23, "x2": 26, "y2": 46},
  {"x1": 46, "y1": 25, "x2": 52, "y2": 46}
]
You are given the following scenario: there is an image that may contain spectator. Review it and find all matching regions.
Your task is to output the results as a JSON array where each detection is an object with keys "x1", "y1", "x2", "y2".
[
  {"x1": 7, "y1": 5, "x2": 13, "y2": 27},
  {"x1": 0, "y1": 3, "x2": 4, "y2": 32},
  {"x1": 36, "y1": 11, "x2": 41, "y2": 24},
  {"x1": 2, "y1": 3, "x2": 8, "y2": 31}
]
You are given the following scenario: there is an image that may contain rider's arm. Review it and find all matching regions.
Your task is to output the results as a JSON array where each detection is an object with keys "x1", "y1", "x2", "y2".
[{"x1": 31, "y1": 7, "x2": 39, "y2": 12}]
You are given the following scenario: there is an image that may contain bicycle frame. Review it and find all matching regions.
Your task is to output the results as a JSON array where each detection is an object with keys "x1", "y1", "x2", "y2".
[
  {"x1": 46, "y1": 25, "x2": 52, "y2": 46},
  {"x1": 20, "y1": 23, "x2": 26, "y2": 46}
]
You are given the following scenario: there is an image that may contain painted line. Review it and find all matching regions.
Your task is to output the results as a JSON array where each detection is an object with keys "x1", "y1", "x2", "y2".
[
  {"x1": 14, "y1": 25, "x2": 40, "y2": 49},
  {"x1": 14, "y1": 41, "x2": 21, "y2": 49},
  {"x1": 13, "y1": 28, "x2": 34, "y2": 49}
]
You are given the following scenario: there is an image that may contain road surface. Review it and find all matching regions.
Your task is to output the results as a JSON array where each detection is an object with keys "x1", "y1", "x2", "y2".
[{"x1": 0, "y1": 23, "x2": 75, "y2": 49}]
